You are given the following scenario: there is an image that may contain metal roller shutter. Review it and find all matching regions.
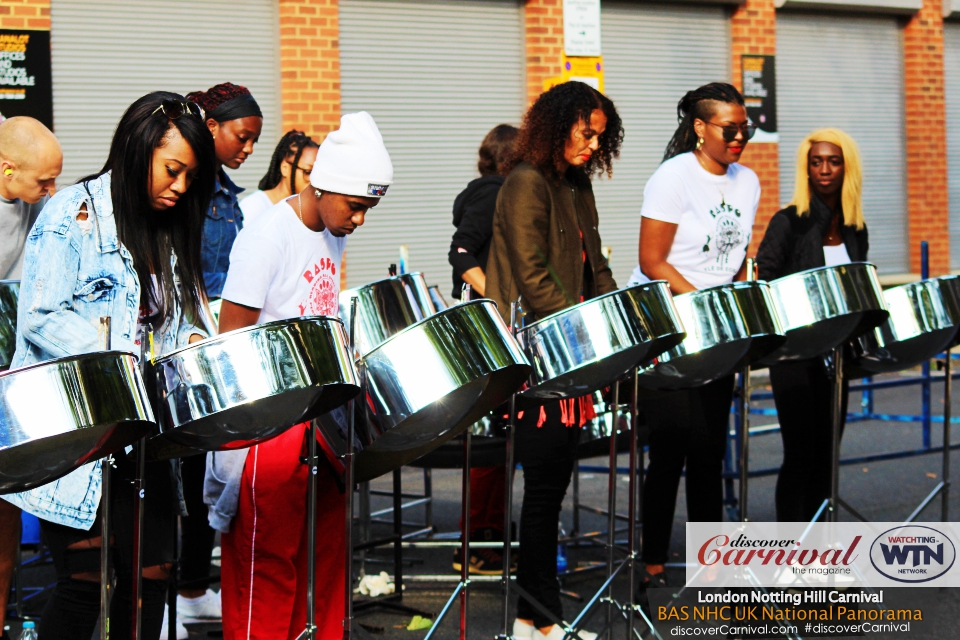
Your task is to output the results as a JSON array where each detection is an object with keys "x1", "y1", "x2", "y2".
[
  {"x1": 594, "y1": 2, "x2": 730, "y2": 284},
  {"x1": 50, "y1": 0, "x2": 281, "y2": 193},
  {"x1": 339, "y1": 0, "x2": 524, "y2": 288},
  {"x1": 946, "y1": 23, "x2": 960, "y2": 269},
  {"x1": 777, "y1": 13, "x2": 907, "y2": 274}
]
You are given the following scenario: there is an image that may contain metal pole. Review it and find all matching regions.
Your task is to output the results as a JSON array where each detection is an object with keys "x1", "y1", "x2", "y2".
[
  {"x1": 500, "y1": 301, "x2": 519, "y2": 639},
  {"x1": 343, "y1": 298, "x2": 358, "y2": 640},
  {"x1": 922, "y1": 242, "x2": 932, "y2": 450},
  {"x1": 99, "y1": 316, "x2": 112, "y2": 640},
  {"x1": 828, "y1": 346, "x2": 844, "y2": 523},
  {"x1": 459, "y1": 428, "x2": 472, "y2": 639},
  {"x1": 626, "y1": 370, "x2": 639, "y2": 640},
  {"x1": 605, "y1": 380, "x2": 619, "y2": 638},
  {"x1": 304, "y1": 419, "x2": 319, "y2": 639},
  {"x1": 738, "y1": 258, "x2": 756, "y2": 523},
  {"x1": 132, "y1": 323, "x2": 152, "y2": 640},
  {"x1": 943, "y1": 352, "x2": 952, "y2": 522}
]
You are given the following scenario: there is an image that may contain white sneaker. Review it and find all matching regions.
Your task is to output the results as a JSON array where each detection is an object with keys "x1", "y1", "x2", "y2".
[
  {"x1": 513, "y1": 619, "x2": 535, "y2": 639},
  {"x1": 160, "y1": 603, "x2": 189, "y2": 640},
  {"x1": 532, "y1": 624, "x2": 597, "y2": 640},
  {"x1": 177, "y1": 589, "x2": 222, "y2": 621}
]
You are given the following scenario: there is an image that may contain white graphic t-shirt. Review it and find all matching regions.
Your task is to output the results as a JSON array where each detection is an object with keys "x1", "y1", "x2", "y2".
[
  {"x1": 222, "y1": 199, "x2": 346, "y2": 323},
  {"x1": 639, "y1": 152, "x2": 760, "y2": 290}
]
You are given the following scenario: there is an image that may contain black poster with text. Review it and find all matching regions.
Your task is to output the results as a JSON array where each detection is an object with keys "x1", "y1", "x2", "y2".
[
  {"x1": 0, "y1": 29, "x2": 53, "y2": 130},
  {"x1": 741, "y1": 54, "x2": 777, "y2": 143}
]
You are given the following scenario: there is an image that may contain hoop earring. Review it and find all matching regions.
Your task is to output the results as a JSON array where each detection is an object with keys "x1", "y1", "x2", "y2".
[{"x1": 696, "y1": 137, "x2": 704, "y2": 151}]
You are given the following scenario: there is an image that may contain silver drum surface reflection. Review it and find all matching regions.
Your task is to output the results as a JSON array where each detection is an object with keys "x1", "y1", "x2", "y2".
[
  {"x1": 147, "y1": 317, "x2": 359, "y2": 459},
  {"x1": 340, "y1": 272, "x2": 437, "y2": 356},
  {"x1": 639, "y1": 281, "x2": 785, "y2": 391},
  {"x1": 935, "y1": 275, "x2": 960, "y2": 347},
  {"x1": 0, "y1": 280, "x2": 18, "y2": 370},
  {"x1": 0, "y1": 351, "x2": 156, "y2": 494},
  {"x1": 852, "y1": 278, "x2": 959, "y2": 374},
  {"x1": 350, "y1": 300, "x2": 530, "y2": 482},
  {"x1": 756, "y1": 262, "x2": 889, "y2": 366},
  {"x1": 517, "y1": 283, "x2": 686, "y2": 399}
]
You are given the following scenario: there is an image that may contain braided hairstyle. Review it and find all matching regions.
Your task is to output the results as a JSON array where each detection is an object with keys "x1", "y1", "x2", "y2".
[
  {"x1": 507, "y1": 81, "x2": 623, "y2": 183},
  {"x1": 186, "y1": 82, "x2": 254, "y2": 122},
  {"x1": 258, "y1": 130, "x2": 319, "y2": 193},
  {"x1": 663, "y1": 82, "x2": 745, "y2": 162}
]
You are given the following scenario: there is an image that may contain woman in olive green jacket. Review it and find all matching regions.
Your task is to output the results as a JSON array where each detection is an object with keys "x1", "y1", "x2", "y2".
[{"x1": 487, "y1": 81, "x2": 623, "y2": 640}]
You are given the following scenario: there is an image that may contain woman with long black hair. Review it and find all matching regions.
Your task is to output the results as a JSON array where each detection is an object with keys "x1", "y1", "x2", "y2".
[
  {"x1": 632, "y1": 82, "x2": 759, "y2": 603},
  {"x1": 4, "y1": 91, "x2": 215, "y2": 640},
  {"x1": 486, "y1": 81, "x2": 623, "y2": 640},
  {"x1": 239, "y1": 130, "x2": 319, "y2": 223}
]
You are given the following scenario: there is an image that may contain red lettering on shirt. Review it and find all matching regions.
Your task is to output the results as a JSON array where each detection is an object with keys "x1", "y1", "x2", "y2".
[{"x1": 303, "y1": 270, "x2": 314, "y2": 283}]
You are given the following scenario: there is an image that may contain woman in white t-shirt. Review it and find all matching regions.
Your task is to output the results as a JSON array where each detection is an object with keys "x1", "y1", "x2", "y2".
[
  {"x1": 633, "y1": 82, "x2": 760, "y2": 605},
  {"x1": 239, "y1": 130, "x2": 319, "y2": 223}
]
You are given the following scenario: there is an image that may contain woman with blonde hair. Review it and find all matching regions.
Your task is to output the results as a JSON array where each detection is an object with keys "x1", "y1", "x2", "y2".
[{"x1": 756, "y1": 127, "x2": 867, "y2": 521}]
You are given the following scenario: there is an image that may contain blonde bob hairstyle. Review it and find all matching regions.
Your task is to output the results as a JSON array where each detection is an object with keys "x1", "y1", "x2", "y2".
[{"x1": 789, "y1": 127, "x2": 865, "y2": 230}]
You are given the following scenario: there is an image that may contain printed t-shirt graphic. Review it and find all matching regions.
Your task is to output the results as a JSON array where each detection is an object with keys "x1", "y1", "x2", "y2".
[{"x1": 299, "y1": 257, "x2": 339, "y2": 317}]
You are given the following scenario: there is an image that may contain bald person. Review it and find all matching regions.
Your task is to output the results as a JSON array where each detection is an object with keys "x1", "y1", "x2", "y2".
[{"x1": 0, "y1": 116, "x2": 61, "y2": 639}]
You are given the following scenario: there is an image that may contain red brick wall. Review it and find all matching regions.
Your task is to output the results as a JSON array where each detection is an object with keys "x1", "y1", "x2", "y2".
[
  {"x1": 524, "y1": 0, "x2": 564, "y2": 106},
  {"x1": 730, "y1": 0, "x2": 779, "y2": 258},
  {"x1": 904, "y1": 0, "x2": 950, "y2": 275},
  {"x1": 0, "y1": 0, "x2": 50, "y2": 30}
]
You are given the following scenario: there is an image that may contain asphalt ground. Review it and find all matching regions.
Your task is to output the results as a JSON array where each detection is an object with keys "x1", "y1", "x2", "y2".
[{"x1": 7, "y1": 366, "x2": 960, "y2": 639}]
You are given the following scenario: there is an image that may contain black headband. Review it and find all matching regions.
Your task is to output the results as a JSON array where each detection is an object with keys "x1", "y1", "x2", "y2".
[{"x1": 208, "y1": 93, "x2": 263, "y2": 122}]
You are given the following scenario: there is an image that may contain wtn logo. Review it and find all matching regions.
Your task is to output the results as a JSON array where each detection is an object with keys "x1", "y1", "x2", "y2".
[{"x1": 870, "y1": 526, "x2": 956, "y2": 583}]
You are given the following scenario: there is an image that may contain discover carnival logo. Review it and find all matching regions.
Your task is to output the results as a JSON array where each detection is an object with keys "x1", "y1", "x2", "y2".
[{"x1": 869, "y1": 525, "x2": 957, "y2": 583}]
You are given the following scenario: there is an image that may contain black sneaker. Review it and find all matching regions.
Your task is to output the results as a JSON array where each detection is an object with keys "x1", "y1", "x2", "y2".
[{"x1": 634, "y1": 570, "x2": 668, "y2": 618}]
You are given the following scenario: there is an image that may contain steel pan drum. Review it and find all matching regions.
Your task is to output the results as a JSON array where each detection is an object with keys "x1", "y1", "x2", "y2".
[
  {"x1": 852, "y1": 278, "x2": 960, "y2": 374},
  {"x1": 0, "y1": 280, "x2": 18, "y2": 370},
  {"x1": 0, "y1": 351, "x2": 156, "y2": 494},
  {"x1": 349, "y1": 300, "x2": 530, "y2": 482},
  {"x1": 935, "y1": 275, "x2": 960, "y2": 346},
  {"x1": 517, "y1": 283, "x2": 685, "y2": 400},
  {"x1": 428, "y1": 285, "x2": 449, "y2": 311},
  {"x1": 756, "y1": 263, "x2": 889, "y2": 366},
  {"x1": 146, "y1": 317, "x2": 359, "y2": 459},
  {"x1": 340, "y1": 272, "x2": 437, "y2": 356},
  {"x1": 638, "y1": 281, "x2": 784, "y2": 391}
]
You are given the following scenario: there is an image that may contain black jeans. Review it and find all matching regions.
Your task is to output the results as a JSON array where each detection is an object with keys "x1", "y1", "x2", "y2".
[
  {"x1": 37, "y1": 455, "x2": 176, "y2": 640},
  {"x1": 641, "y1": 376, "x2": 734, "y2": 565},
  {"x1": 515, "y1": 400, "x2": 581, "y2": 628},
  {"x1": 770, "y1": 358, "x2": 848, "y2": 522},
  {"x1": 179, "y1": 452, "x2": 216, "y2": 589}
]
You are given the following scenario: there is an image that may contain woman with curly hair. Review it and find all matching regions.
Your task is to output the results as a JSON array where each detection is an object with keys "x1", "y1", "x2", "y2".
[
  {"x1": 239, "y1": 130, "x2": 319, "y2": 223},
  {"x1": 486, "y1": 80, "x2": 623, "y2": 640},
  {"x1": 632, "y1": 82, "x2": 759, "y2": 608}
]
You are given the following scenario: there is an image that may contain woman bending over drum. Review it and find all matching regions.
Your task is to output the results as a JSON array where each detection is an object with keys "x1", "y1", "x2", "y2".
[
  {"x1": 756, "y1": 128, "x2": 867, "y2": 522},
  {"x1": 486, "y1": 80, "x2": 623, "y2": 640},
  {"x1": 4, "y1": 91, "x2": 215, "y2": 640},
  {"x1": 632, "y1": 82, "x2": 759, "y2": 604}
]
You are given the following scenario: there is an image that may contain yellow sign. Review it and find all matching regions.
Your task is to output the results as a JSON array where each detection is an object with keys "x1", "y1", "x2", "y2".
[{"x1": 542, "y1": 56, "x2": 605, "y2": 94}]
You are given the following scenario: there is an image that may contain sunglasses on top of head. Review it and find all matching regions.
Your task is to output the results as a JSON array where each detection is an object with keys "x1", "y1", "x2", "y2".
[
  {"x1": 704, "y1": 121, "x2": 758, "y2": 142},
  {"x1": 152, "y1": 100, "x2": 205, "y2": 121}
]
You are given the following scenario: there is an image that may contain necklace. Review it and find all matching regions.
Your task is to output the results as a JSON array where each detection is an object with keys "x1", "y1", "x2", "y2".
[
  {"x1": 296, "y1": 192, "x2": 304, "y2": 224},
  {"x1": 694, "y1": 150, "x2": 728, "y2": 206}
]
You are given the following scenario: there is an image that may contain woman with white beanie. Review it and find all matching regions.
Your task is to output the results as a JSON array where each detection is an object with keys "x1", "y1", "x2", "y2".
[{"x1": 211, "y1": 111, "x2": 392, "y2": 640}]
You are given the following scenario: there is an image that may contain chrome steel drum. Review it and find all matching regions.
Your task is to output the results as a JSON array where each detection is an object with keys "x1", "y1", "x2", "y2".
[
  {"x1": 852, "y1": 278, "x2": 960, "y2": 374},
  {"x1": 0, "y1": 351, "x2": 155, "y2": 494},
  {"x1": 935, "y1": 275, "x2": 960, "y2": 346},
  {"x1": 756, "y1": 263, "x2": 889, "y2": 366},
  {"x1": 638, "y1": 281, "x2": 784, "y2": 391},
  {"x1": 428, "y1": 285, "x2": 449, "y2": 311},
  {"x1": 349, "y1": 300, "x2": 530, "y2": 482},
  {"x1": 517, "y1": 282, "x2": 685, "y2": 399},
  {"x1": 340, "y1": 272, "x2": 437, "y2": 356},
  {"x1": 146, "y1": 317, "x2": 359, "y2": 459},
  {"x1": 0, "y1": 280, "x2": 18, "y2": 370}
]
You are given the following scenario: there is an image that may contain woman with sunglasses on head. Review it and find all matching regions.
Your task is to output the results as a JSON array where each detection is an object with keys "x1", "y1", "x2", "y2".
[
  {"x1": 3, "y1": 91, "x2": 215, "y2": 640},
  {"x1": 240, "y1": 130, "x2": 319, "y2": 224},
  {"x1": 632, "y1": 82, "x2": 759, "y2": 606},
  {"x1": 756, "y1": 129, "x2": 866, "y2": 522},
  {"x1": 186, "y1": 82, "x2": 263, "y2": 300}
]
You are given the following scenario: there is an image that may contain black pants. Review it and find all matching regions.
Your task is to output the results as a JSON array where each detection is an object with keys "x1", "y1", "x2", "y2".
[
  {"x1": 770, "y1": 358, "x2": 848, "y2": 522},
  {"x1": 179, "y1": 452, "x2": 216, "y2": 589},
  {"x1": 515, "y1": 400, "x2": 581, "y2": 629},
  {"x1": 641, "y1": 376, "x2": 734, "y2": 565},
  {"x1": 37, "y1": 455, "x2": 176, "y2": 640}
]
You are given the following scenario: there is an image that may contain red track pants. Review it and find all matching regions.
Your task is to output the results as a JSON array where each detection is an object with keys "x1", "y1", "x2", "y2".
[{"x1": 221, "y1": 423, "x2": 346, "y2": 640}]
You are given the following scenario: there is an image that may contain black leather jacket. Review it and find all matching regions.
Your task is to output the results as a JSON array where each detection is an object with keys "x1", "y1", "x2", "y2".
[{"x1": 756, "y1": 193, "x2": 869, "y2": 281}]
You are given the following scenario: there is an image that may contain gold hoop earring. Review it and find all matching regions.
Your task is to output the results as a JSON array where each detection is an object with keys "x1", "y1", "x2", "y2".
[{"x1": 696, "y1": 137, "x2": 704, "y2": 151}]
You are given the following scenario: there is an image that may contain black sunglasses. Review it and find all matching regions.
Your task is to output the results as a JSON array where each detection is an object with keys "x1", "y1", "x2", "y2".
[
  {"x1": 152, "y1": 100, "x2": 205, "y2": 121},
  {"x1": 705, "y1": 121, "x2": 758, "y2": 142}
]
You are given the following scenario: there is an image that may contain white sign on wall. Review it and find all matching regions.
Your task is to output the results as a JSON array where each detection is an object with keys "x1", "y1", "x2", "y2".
[{"x1": 563, "y1": 0, "x2": 601, "y2": 57}]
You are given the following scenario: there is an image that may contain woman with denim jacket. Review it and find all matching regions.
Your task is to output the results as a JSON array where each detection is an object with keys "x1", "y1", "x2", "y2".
[{"x1": 2, "y1": 91, "x2": 215, "y2": 640}]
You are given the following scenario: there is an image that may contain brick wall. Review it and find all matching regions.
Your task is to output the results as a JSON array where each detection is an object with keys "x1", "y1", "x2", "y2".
[
  {"x1": 524, "y1": 0, "x2": 564, "y2": 105},
  {"x1": 0, "y1": 0, "x2": 50, "y2": 30},
  {"x1": 730, "y1": 0, "x2": 779, "y2": 258},
  {"x1": 904, "y1": 0, "x2": 950, "y2": 275}
]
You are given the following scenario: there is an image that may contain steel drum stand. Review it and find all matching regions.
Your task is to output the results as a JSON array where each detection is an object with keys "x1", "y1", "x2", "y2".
[{"x1": 97, "y1": 316, "x2": 114, "y2": 640}]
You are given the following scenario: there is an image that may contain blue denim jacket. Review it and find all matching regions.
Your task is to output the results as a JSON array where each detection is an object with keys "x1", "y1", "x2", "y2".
[
  {"x1": 1, "y1": 172, "x2": 210, "y2": 529},
  {"x1": 201, "y1": 170, "x2": 244, "y2": 298}
]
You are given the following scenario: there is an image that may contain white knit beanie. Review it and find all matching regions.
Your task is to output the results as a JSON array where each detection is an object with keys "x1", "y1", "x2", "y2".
[{"x1": 310, "y1": 111, "x2": 393, "y2": 198}]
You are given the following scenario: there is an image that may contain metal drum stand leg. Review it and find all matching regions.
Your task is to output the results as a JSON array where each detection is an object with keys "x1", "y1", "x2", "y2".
[
  {"x1": 344, "y1": 299, "x2": 359, "y2": 640},
  {"x1": 98, "y1": 316, "x2": 113, "y2": 640},
  {"x1": 499, "y1": 302, "x2": 519, "y2": 640},
  {"x1": 738, "y1": 364, "x2": 751, "y2": 523}
]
